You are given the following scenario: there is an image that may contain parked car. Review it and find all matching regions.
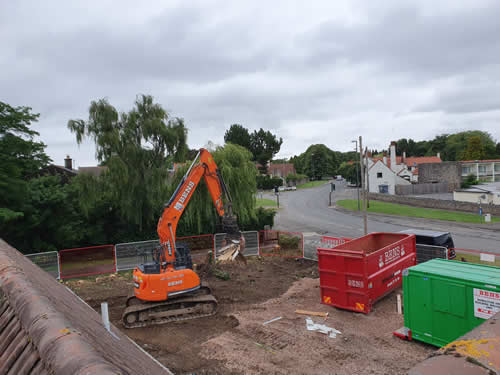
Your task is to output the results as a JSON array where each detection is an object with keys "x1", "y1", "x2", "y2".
[{"x1": 399, "y1": 229, "x2": 456, "y2": 261}]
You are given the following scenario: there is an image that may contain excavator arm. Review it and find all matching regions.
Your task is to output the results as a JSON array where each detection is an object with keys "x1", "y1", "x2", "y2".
[{"x1": 157, "y1": 148, "x2": 236, "y2": 269}]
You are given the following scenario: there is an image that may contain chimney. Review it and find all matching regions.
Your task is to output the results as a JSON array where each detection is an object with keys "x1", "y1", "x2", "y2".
[
  {"x1": 383, "y1": 156, "x2": 387, "y2": 165},
  {"x1": 64, "y1": 155, "x2": 73, "y2": 170},
  {"x1": 390, "y1": 142, "x2": 397, "y2": 170},
  {"x1": 402, "y1": 151, "x2": 406, "y2": 164},
  {"x1": 437, "y1": 152, "x2": 441, "y2": 159}
]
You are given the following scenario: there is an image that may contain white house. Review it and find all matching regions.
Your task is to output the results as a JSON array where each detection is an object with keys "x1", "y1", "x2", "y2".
[
  {"x1": 366, "y1": 142, "x2": 441, "y2": 194},
  {"x1": 368, "y1": 160, "x2": 410, "y2": 194}
]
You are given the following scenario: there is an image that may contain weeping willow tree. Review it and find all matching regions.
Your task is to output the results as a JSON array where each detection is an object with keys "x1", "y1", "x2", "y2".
[
  {"x1": 173, "y1": 143, "x2": 258, "y2": 236},
  {"x1": 68, "y1": 95, "x2": 188, "y2": 234}
]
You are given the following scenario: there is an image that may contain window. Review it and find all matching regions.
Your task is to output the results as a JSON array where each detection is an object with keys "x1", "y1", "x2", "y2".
[
  {"x1": 462, "y1": 167, "x2": 470, "y2": 175},
  {"x1": 495, "y1": 164, "x2": 500, "y2": 172},
  {"x1": 377, "y1": 172, "x2": 383, "y2": 178},
  {"x1": 479, "y1": 165, "x2": 486, "y2": 174},
  {"x1": 379, "y1": 185, "x2": 389, "y2": 194}
]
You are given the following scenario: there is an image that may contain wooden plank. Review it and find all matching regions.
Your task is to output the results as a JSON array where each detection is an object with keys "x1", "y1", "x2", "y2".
[{"x1": 295, "y1": 309, "x2": 329, "y2": 318}]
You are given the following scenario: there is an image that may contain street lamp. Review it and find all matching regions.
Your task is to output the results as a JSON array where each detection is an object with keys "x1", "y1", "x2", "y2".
[{"x1": 352, "y1": 140, "x2": 360, "y2": 211}]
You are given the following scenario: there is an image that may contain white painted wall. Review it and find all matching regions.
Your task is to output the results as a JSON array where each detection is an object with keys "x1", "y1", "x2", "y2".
[
  {"x1": 454, "y1": 191, "x2": 500, "y2": 205},
  {"x1": 368, "y1": 161, "x2": 410, "y2": 195}
]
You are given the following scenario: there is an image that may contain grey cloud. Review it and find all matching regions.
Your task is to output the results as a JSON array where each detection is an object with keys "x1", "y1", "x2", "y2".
[
  {"x1": 301, "y1": 4, "x2": 500, "y2": 78},
  {"x1": 2, "y1": 1, "x2": 500, "y2": 165}
]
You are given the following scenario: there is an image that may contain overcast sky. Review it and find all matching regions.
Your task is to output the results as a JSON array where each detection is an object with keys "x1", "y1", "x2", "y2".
[{"x1": 2, "y1": 0, "x2": 500, "y2": 167}]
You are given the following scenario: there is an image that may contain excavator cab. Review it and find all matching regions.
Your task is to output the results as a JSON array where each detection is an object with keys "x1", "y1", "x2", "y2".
[{"x1": 122, "y1": 149, "x2": 240, "y2": 328}]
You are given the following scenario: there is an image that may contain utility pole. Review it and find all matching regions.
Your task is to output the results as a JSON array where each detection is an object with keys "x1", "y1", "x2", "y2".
[
  {"x1": 359, "y1": 136, "x2": 368, "y2": 235},
  {"x1": 365, "y1": 147, "x2": 370, "y2": 208},
  {"x1": 352, "y1": 140, "x2": 360, "y2": 211}
]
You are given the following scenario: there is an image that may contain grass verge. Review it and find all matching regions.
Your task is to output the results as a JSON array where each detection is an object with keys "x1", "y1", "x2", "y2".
[
  {"x1": 337, "y1": 199, "x2": 500, "y2": 224},
  {"x1": 256, "y1": 198, "x2": 278, "y2": 207},
  {"x1": 453, "y1": 253, "x2": 500, "y2": 267},
  {"x1": 297, "y1": 180, "x2": 328, "y2": 189}
]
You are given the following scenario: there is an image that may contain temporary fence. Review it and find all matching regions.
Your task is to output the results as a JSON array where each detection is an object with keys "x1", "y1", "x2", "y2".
[
  {"x1": 177, "y1": 234, "x2": 214, "y2": 264},
  {"x1": 242, "y1": 231, "x2": 259, "y2": 256},
  {"x1": 115, "y1": 235, "x2": 215, "y2": 271},
  {"x1": 451, "y1": 248, "x2": 500, "y2": 267},
  {"x1": 259, "y1": 230, "x2": 304, "y2": 258},
  {"x1": 59, "y1": 244, "x2": 116, "y2": 279},
  {"x1": 415, "y1": 244, "x2": 448, "y2": 264},
  {"x1": 25, "y1": 251, "x2": 60, "y2": 279},
  {"x1": 302, "y1": 233, "x2": 323, "y2": 261},
  {"x1": 320, "y1": 236, "x2": 353, "y2": 248},
  {"x1": 27, "y1": 232, "x2": 500, "y2": 281},
  {"x1": 115, "y1": 240, "x2": 159, "y2": 272},
  {"x1": 302, "y1": 235, "x2": 353, "y2": 261}
]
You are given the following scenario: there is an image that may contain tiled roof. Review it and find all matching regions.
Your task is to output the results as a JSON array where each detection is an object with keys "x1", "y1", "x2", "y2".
[
  {"x1": 78, "y1": 166, "x2": 108, "y2": 177},
  {"x1": 370, "y1": 156, "x2": 441, "y2": 173},
  {"x1": 405, "y1": 156, "x2": 441, "y2": 166},
  {"x1": 0, "y1": 239, "x2": 172, "y2": 375}
]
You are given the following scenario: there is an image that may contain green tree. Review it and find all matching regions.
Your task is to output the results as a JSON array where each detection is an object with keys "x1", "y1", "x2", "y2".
[
  {"x1": 337, "y1": 162, "x2": 360, "y2": 185},
  {"x1": 250, "y1": 129, "x2": 283, "y2": 173},
  {"x1": 0, "y1": 102, "x2": 50, "y2": 224},
  {"x1": 2, "y1": 176, "x2": 87, "y2": 253},
  {"x1": 462, "y1": 135, "x2": 486, "y2": 161},
  {"x1": 224, "y1": 124, "x2": 252, "y2": 150},
  {"x1": 68, "y1": 95, "x2": 188, "y2": 232},
  {"x1": 291, "y1": 144, "x2": 338, "y2": 180}
]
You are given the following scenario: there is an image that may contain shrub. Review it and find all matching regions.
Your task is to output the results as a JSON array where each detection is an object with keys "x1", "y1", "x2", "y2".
[
  {"x1": 278, "y1": 234, "x2": 300, "y2": 250},
  {"x1": 461, "y1": 174, "x2": 480, "y2": 188},
  {"x1": 285, "y1": 173, "x2": 308, "y2": 184},
  {"x1": 256, "y1": 175, "x2": 283, "y2": 190}
]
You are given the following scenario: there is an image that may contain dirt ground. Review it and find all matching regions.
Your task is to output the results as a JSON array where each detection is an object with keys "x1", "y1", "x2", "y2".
[{"x1": 65, "y1": 257, "x2": 434, "y2": 374}]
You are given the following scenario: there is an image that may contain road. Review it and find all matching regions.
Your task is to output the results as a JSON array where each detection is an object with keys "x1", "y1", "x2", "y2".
[{"x1": 263, "y1": 182, "x2": 500, "y2": 253}]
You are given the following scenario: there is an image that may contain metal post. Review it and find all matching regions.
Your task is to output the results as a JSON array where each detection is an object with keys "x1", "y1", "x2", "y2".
[
  {"x1": 101, "y1": 302, "x2": 110, "y2": 332},
  {"x1": 359, "y1": 136, "x2": 368, "y2": 235},
  {"x1": 352, "y1": 140, "x2": 360, "y2": 210}
]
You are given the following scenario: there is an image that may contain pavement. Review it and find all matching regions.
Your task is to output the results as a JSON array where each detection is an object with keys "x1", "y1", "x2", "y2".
[{"x1": 262, "y1": 182, "x2": 500, "y2": 253}]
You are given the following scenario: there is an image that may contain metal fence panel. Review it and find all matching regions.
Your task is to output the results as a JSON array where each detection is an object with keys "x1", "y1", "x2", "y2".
[
  {"x1": 213, "y1": 233, "x2": 227, "y2": 261},
  {"x1": 242, "y1": 231, "x2": 259, "y2": 256},
  {"x1": 25, "y1": 251, "x2": 60, "y2": 279},
  {"x1": 115, "y1": 240, "x2": 159, "y2": 271},
  {"x1": 416, "y1": 244, "x2": 448, "y2": 264},
  {"x1": 116, "y1": 235, "x2": 215, "y2": 271},
  {"x1": 302, "y1": 233, "x2": 323, "y2": 261},
  {"x1": 302, "y1": 235, "x2": 353, "y2": 261},
  {"x1": 59, "y1": 245, "x2": 116, "y2": 279},
  {"x1": 177, "y1": 234, "x2": 214, "y2": 264}
]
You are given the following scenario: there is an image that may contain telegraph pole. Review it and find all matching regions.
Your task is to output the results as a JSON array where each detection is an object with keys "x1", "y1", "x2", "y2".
[
  {"x1": 365, "y1": 147, "x2": 370, "y2": 208},
  {"x1": 352, "y1": 140, "x2": 360, "y2": 211},
  {"x1": 359, "y1": 136, "x2": 368, "y2": 235}
]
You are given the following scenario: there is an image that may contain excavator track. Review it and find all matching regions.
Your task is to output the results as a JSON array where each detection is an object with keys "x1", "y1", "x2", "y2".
[{"x1": 122, "y1": 284, "x2": 217, "y2": 329}]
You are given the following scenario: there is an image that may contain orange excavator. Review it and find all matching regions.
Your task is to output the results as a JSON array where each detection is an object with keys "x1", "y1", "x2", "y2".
[{"x1": 122, "y1": 148, "x2": 240, "y2": 328}]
